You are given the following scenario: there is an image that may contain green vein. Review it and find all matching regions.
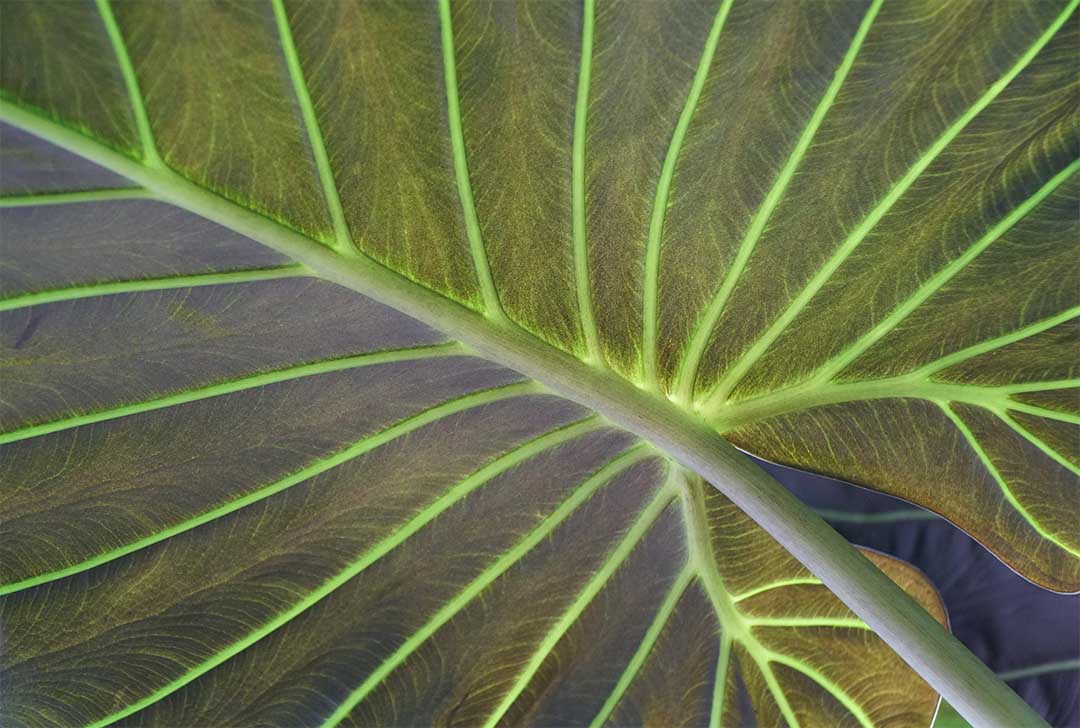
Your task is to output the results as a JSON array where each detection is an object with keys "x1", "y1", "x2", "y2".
[
  {"x1": 748, "y1": 617, "x2": 871, "y2": 630},
  {"x1": 271, "y1": 0, "x2": 352, "y2": 254},
  {"x1": 998, "y1": 658, "x2": 1080, "y2": 682},
  {"x1": 0, "y1": 94, "x2": 1056, "y2": 724},
  {"x1": 814, "y1": 507, "x2": 938, "y2": 524},
  {"x1": 940, "y1": 402, "x2": 1080, "y2": 558},
  {"x1": 767, "y1": 653, "x2": 874, "y2": 728},
  {"x1": 482, "y1": 475, "x2": 675, "y2": 728},
  {"x1": 95, "y1": 0, "x2": 160, "y2": 166},
  {"x1": 674, "y1": 0, "x2": 883, "y2": 403},
  {"x1": 641, "y1": 0, "x2": 734, "y2": 389},
  {"x1": 1002, "y1": 378, "x2": 1080, "y2": 394},
  {"x1": 811, "y1": 158, "x2": 1080, "y2": 385},
  {"x1": 700, "y1": 0, "x2": 1079, "y2": 412},
  {"x1": 438, "y1": 0, "x2": 503, "y2": 320},
  {"x1": 324, "y1": 443, "x2": 652, "y2": 727},
  {"x1": 678, "y1": 470, "x2": 747, "y2": 639},
  {"x1": 0, "y1": 340, "x2": 455, "y2": 445},
  {"x1": 587, "y1": 566, "x2": 695, "y2": 728},
  {"x1": 1005, "y1": 401, "x2": 1080, "y2": 426},
  {"x1": 0, "y1": 187, "x2": 153, "y2": 207},
  {"x1": 996, "y1": 409, "x2": 1080, "y2": 477},
  {"x1": 706, "y1": 305, "x2": 1080, "y2": 429},
  {"x1": 677, "y1": 468, "x2": 881, "y2": 728},
  {"x1": 913, "y1": 306, "x2": 1080, "y2": 379},
  {"x1": 709, "y1": 634, "x2": 732, "y2": 728},
  {"x1": 756, "y1": 656, "x2": 801, "y2": 728},
  {"x1": 732, "y1": 577, "x2": 823, "y2": 603},
  {"x1": 675, "y1": 469, "x2": 803, "y2": 728},
  {"x1": 1, "y1": 379, "x2": 533, "y2": 597},
  {"x1": 572, "y1": 0, "x2": 602, "y2": 363},
  {"x1": 89, "y1": 414, "x2": 600, "y2": 728},
  {"x1": 0, "y1": 265, "x2": 306, "y2": 315}
]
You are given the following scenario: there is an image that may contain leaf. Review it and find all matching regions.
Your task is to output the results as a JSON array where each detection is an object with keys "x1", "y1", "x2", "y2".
[
  {"x1": 0, "y1": 166, "x2": 944, "y2": 724},
  {"x1": 5, "y1": 0, "x2": 1072, "y2": 591},
  {"x1": 0, "y1": 0, "x2": 1073, "y2": 722}
]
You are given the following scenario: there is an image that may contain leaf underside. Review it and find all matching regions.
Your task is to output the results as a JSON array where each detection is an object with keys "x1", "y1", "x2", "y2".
[
  {"x1": 0, "y1": 0, "x2": 1075, "y2": 724},
  {"x1": 0, "y1": 184, "x2": 947, "y2": 727}
]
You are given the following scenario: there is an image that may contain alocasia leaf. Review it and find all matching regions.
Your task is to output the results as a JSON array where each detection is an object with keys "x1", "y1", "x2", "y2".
[
  {"x1": 0, "y1": 168, "x2": 946, "y2": 725},
  {"x1": 0, "y1": 0, "x2": 1075, "y2": 724}
]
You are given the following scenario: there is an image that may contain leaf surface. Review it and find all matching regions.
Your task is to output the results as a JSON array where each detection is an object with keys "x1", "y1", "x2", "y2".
[
  {"x1": 0, "y1": 0, "x2": 1075, "y2": 723},
  {"x1": 0, "y1": 149, "x2": 943, "y2": 723},
  {"x1": 2, "y1": 0, "x2": 1076, "y2": 589}
]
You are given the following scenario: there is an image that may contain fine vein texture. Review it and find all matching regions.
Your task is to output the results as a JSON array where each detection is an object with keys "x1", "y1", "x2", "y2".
[
  {"x1": 0, "y1": 175, "x2": 945, "y2": 726},
  {"x1": 1, "y1": 1, "x2": 1076, "y2": 725}
]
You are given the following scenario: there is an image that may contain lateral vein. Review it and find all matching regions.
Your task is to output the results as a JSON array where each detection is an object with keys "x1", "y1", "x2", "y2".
[
  {"x1": 731, "y1": 577, "x2": 823, "y2": 603},
  {"x1": 700, "y1": 0, "x2": 1079, "y2": 412},
  {"x1": 940, "y1": 402, "x2": 1080, "y2": 558},
  {"x1": 0, "y1": 377, "x2": 531, "y2": 597},
  {"x1": 705, "y1": 305, "x2": 1080, "y2": 428},
  {"x1": 1004, "y1": 401, "x2": 1080, "y2": 426},
  {"x1": 572, "y1": 0, "x2": 602, "y2": 363},
  {"x1": 324, "y1": 443, "x2": 652, "y2": 727},
  {"x1": 587, "y1": 565, "x2": 695, "y2": 728},
  {"x1": 0, "y1": 187, "x2": 153, "y2": 207},
  {"x1": 0, "y1": 265, "x2": 306, "y2": 315},
  {"x1": 995, "y1": 409, "x2": 1080, "y2": 478},
  {"x1": 746, "y1": 617, "x2": 871, "y2": 630},
  {"x1": 998, "y1": 658, "x2": 1080, "y2": 682},
  {"x1": 808, "y1": 158, "x2": 1080, "y2": 385},
  {"x1": 674, "y1": 0, "x2": 883, "y2": 403},
  {"x1": 271, "y1": 0, "x2": 353, "y2": 254},
  {"x1": 910, "y1": 305, "x2": 1080, "y2": 379},
  {"x1": 482, "y1": 475, "x2": 675, "y2": 728},
  {"x1": 709, "y1": 634, "x2": 732, "y2": 728},
  {"x1": 85, "y1": 415, "x2": 601, "y2": 728},
  {"x1": 437, "y1": 0, "x2": 504, "y2": 320},
  {"x1": 767, "y1": 652, "x2": 874, "y2": 728},
  {"x1": 641, "y1": 0, "x2": 735, "y2": 389},
  {"x1": 0, "y1": 340, "x2": 456, "y2": 445},
  {"x1": 95, "y1": 0, "x2": 161, "y2": 166}
]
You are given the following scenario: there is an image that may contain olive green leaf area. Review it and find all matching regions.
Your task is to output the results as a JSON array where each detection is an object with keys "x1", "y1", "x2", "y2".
[
  {"x1": 4, "y1": 0, "x2": 1074, "y2": 591},
  {"x1": 0, "y1": 2, "x2": 1070, "y2": 724},
  {"x1": 0, "y1": 152, "x2": 949, "y2": 727}
]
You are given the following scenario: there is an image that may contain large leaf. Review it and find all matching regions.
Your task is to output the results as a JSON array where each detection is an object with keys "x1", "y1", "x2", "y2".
[
  {"x1": 0, "y1": 172, "x2": 946, "y2": 724},
  {"x1": 0, "y1": 0, "x2": 1074, "y2": 723},
  {"x1": 3, "y1": 0, "x2": 1074, "y2": 591}
]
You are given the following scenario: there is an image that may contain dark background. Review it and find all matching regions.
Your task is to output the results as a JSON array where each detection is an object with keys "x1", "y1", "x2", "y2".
[{"x1": 761, "y1": 459, "x2": 1080, "y2": 727}]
